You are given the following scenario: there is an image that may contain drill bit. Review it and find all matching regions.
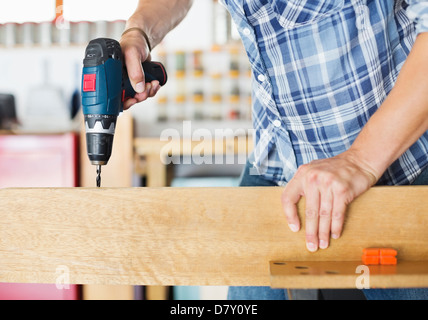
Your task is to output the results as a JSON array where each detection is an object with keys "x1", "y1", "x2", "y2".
[{"x1": 96, "y1": 165, "x2": 102, "y2": 188}]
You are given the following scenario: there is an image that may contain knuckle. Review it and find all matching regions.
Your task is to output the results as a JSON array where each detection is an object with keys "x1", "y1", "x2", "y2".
[
  {"x1": 134, "y1": 92, "x2": 144, "y2": 99},
  {"x1": 305, "y1": 209, "x2": 318, "y2": 219},
  {"x1": 319, "y1": 209, "x2": 331, "y2": 218},
  {"x1": 298, "y1": 163, "x2": 308, "y2": 171},
  {"x1": 334, "y1": 181, "x2": 350, "y2": 196},
  {"x1": 306, "y1": 170, "x2": 318, "y2": 183},
  {"x1": 332, "y1": 210, "x2": 344, "y2": 220},
  {"x1": 296, "y1": 164, "x2": 309, "y2": 177},
  {"x1": 305, "y1": 234, "x2": 318, "y2": 242},
  {"x1": 321, "y1": 173, "x2": 334, "y2": 186},
  {"x1": 339, "y1": 186, "x2": 350, "y2": 196}
]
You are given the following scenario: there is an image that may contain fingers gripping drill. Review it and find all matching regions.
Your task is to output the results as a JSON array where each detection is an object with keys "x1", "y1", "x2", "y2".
[{"x1": 81, "y1": 38, "x2": 167, "y2": 187}]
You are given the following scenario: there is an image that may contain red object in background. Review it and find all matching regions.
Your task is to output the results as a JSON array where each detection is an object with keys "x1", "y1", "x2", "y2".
[
  {"x1": 0, "y1": 284, "x2": 78, "y2": 300},
  {"x1": 0, "y1": 133, "x2": 78, "y2": 188},
  {"x1": 0, "y1": 133, "x2": 80, "y2": 300}
]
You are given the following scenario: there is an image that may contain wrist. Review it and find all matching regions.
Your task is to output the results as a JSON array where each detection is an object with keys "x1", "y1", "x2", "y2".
[
  {"x1": 122, "y1": 27, "x2": 152, "y2": 52},
  {"x1": 125, "y1": 12, "x2": 148, "y2": 32},
  {"x1": 125, "y1": 13, "x2": 159, "y2": 48},
  {"x1": 339, "y1": 148, "x2": 381, "y2": 186},
  {"x1": 121, "y1": 15, "x2": 153, "y2": 58}
]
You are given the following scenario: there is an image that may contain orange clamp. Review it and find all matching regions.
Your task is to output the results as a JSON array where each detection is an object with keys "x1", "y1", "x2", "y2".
[{"x1": 362, "y1": 248, "x2": 397, "y2": 265}]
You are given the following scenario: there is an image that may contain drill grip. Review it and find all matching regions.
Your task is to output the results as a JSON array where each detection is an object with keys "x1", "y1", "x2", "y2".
[{"x1": 123, "y1": 60, "x2": 168, "y2": 100}]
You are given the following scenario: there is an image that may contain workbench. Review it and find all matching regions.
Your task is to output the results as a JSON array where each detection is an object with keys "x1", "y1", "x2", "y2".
[{"x1": 1, "y1": 186, "x2": 427, "y2": 290}]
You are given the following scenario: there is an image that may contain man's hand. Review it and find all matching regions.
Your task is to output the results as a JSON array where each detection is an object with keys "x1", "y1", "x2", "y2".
[
  {"x1": 280, "y1": 33, "x2": 428, "y2": 253},
  {"x1": 281, "y1": 152, "x2": 378, "y2": 252},
  {"x1": 119, "y1": 0, "x2": 193, "y2": 110},
  {"x1": 120, "y1": 29, "x2": 161, "y2": 110}
]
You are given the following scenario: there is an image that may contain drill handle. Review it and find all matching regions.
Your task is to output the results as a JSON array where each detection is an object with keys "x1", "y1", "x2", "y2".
[{"x1": 123, "y1": 60, "x2": 168, "y2": 101}]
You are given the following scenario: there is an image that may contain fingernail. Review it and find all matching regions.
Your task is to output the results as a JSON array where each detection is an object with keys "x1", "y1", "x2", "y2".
[
  {"x1": 319, "y1": 240, "x2": 328, "y2": 249},
  {"x1": 332, "y1": 233, "x2": 340, "y2": 240},
  {"x1": 306, "y1": 242, "x2": 317, "y2": 252},
  {"x1": 288, "y1": 224, "x2": 299, "y2": 232},
  {"x1": 136, "y1": 82, "x2": 144, "y2": 93},
  {"x1": 146, "y1": 83, "x2": 152, "y2": 94},
  {"x1": 152, "y1": 84, "x2": 160, "y2": 95}
]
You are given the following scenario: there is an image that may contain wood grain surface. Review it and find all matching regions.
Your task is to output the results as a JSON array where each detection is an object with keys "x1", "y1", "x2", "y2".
[{"x1": 0, "y1": 186, "x2": 427, "y2": 288}]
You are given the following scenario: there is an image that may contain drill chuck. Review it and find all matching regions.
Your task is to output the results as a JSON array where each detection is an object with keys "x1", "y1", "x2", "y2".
[{"x1": 84, "y1": 114, "x2": 117, "y2": 165}]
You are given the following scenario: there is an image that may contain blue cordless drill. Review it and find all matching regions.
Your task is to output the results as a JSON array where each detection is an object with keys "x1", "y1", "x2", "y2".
[{"x1": 81, "y1": 38, "x2": 167, "y2": 187}]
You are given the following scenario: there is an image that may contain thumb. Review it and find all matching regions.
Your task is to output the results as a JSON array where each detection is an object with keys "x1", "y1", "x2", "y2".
[{"x1": 124, "y1": 47, "x2": 146, "y2": 93}]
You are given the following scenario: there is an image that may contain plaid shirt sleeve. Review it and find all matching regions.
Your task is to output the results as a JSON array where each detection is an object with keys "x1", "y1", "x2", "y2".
[{"x1": 407, "y1": 0, "x2": 428, "y2": 34}]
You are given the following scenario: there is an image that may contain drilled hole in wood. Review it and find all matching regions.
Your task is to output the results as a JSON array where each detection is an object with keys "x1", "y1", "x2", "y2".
[
  {"x1": 273, "y1": 262, "x2": 286, "y2": 265},
  {"x1": 295, "y1": 266, "x2": 308, "y2": 269},
  {"x1": 325, "y1": 270, "x2": 339, "y2": 274}
]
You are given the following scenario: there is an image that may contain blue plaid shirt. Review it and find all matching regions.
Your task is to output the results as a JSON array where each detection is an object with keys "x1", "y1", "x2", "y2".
[{"x1": 221, "y1": 0, "x2": 428, "y2": 186}]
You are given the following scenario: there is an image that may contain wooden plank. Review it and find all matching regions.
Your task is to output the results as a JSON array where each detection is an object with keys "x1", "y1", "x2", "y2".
[
  {"x1": 0, "y1": 186, "x2": 427, "y2": 288},
  {"x1": 270, "y1": 261, "x2": 428, "y2": 289}
]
